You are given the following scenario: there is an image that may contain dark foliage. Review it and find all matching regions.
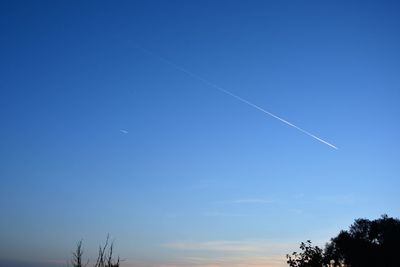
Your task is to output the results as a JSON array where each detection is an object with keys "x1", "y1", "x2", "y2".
[
  {"x1": 288, "y1": 215, "x2": 400, "y2": 267},
  {"x1": 286, "y1": 240, "x2": 324, "y2": 267},
  {"x1": 325, "y1": 214, "x2": 400, "y2": 267}
]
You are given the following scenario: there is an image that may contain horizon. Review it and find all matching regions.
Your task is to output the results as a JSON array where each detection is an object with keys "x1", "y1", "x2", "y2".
[{"x1": 1, "y1": 1, "x2": 400, "y2": 266}]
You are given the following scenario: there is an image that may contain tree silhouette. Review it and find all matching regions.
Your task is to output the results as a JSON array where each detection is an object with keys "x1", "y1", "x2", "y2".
[
  {"x1": 71, "y1": 236, "x2": 120, "y2": 267},
  {"x1": 94, "y1": 235, "x2": 120, "y2": 267},
  {"x1": 288, "y1": 215, "x2": 400, "y2": 267},
  {"x1": 286, "y1": 240, "x2": 324, "y2": 267},
  {"x1": 325, "y1": 215, "x2": 400, "y2": 267},
  {"x1": 71, "y1": 240, "x2": 88, "y2": 267}
]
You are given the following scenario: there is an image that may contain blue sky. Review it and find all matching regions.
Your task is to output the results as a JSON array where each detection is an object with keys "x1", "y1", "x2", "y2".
[{"x1": 1, "y1": 1, "x2": 400, "y2": 266}]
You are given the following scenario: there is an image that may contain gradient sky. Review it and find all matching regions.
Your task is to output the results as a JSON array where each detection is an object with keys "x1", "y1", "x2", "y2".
[{"x1": 1, "y1": 1, "x2": 400, "y2": 266}]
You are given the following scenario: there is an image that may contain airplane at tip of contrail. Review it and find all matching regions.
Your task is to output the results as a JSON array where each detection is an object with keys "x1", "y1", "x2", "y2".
[{"x1": 137, "y1": 46, "x2": 338, "y2": 150}]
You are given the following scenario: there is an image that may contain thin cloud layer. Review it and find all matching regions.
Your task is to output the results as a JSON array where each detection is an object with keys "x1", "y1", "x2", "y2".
[
  {"x1": 163, "y1": 240, "x2": 295, "y2": 254},
  {"x1": 231, "y1": 199, "x2": 275, "y2": 204},
  {"x1": 122, "y1": 255, "x2": 287, "y2": 267}
]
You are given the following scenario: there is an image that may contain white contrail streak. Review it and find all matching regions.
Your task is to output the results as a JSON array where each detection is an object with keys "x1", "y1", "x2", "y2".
[{"x1": 138, "y1": 47, "x2": 338, "y2": 150}]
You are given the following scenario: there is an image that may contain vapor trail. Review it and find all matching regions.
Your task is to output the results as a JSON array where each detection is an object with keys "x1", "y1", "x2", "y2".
[{"x1": 138, "y1": 47, "x2": 338, "y2": 150}]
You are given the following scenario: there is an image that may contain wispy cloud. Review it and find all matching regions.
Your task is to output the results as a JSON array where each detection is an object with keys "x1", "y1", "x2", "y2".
[
  {"x1": 120, "y1": 129, "x2": 128, "y2": 134},
  {"x1": 52, "y1": 240, "x2": 296, "y2": 267},
  {"x1": 317, "y1": 194, "x2": 355, "y2": 205},
  {"x1": 165, "y1": 241, "x2": 258, "y2": 252},
  {"x1": 288, "y1": 208, "x2": 304, "y2": 214},
  {"x1": 231, "y1": 198, "x2": 275, "y2": 204},
  {"x1": 159, "y1": 240, "x2": 294, "y2": 267},
  {"x1": 292, "y1": 193, "x2": 305, "y2": 199},
  {"x1": 202, "y1": 211, "x2": 248, "y2": 217},
  {"x1": 214, "y1": 198, "x2": 276, "y2": 205},
  {"x1": 122, "y1": 255, "x2": 287, "y2": 267},
  {"x1": 163, "y1": 240, "x2": 295, "y2": 254}
]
